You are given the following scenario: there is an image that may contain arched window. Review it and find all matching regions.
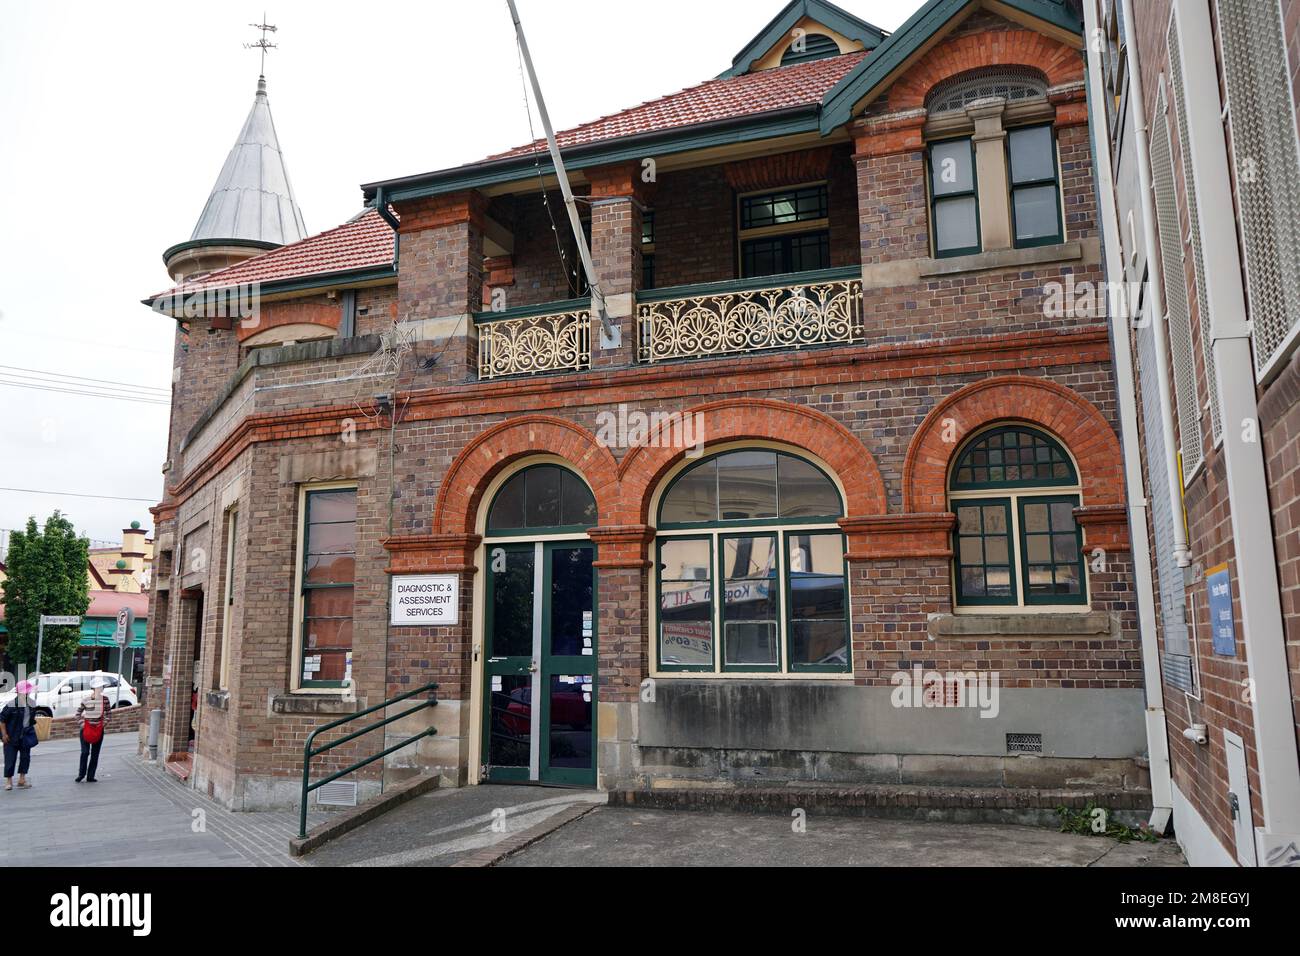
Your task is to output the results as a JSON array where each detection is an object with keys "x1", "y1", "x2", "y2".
[
  {"x1": 486, "y1": 464, "x2": 596, "y2": 536},
  {"x1": 781, "y1": 33, "x2": 843, "y2": 66},
  {"x1": 655, "y1": 449, "x2": 847, "y2": 675},
  {"x1": 925, "y1": 66, "x2": 1048, "y2": 115},
  {"x1": 948, "y1": 425, "x2": 1087, "y2": 608}
]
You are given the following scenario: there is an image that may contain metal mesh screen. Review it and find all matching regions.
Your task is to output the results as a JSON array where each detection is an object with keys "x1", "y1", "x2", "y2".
[
  {"x1": 1138, "y1": 310, "x2": 1196, "y2": 694},
  {"x1": 926, "y1": 66, "x2": 1048, "y2": 114},
  {"x1": 1151, "y1": 82, "x2": 1205, "y2": 479},
  {"x1": 1217, "y1": 0, "x2": 1300, "y2": 377},
  {"x1": 1168, "y1": 16, "x2": 1223, "y2": 442}
]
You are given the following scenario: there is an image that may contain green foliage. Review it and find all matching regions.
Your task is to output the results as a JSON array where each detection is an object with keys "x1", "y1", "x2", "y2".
[
  {"x1": 1056, "y1": 802, "x2": 1161, "y2": 844},
  {"x1": 1, "y1": 512, "x2": 91, "y2": 672}
]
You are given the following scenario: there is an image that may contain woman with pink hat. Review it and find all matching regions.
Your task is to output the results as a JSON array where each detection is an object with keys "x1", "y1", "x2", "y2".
[{"x1": 1, "y1": 679, "x2": 40, "y2": 790}]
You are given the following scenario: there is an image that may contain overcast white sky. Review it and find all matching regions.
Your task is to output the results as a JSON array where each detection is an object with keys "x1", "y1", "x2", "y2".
[{"x1": 0, "y1": 0, "x2": 918, "y2": 544}]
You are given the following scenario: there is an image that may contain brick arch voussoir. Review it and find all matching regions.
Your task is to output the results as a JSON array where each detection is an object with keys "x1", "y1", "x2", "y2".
[
  {"x1": 887, "y1": 29, "x2": 1082, "y2": 112},
  {"x1": 616, "y1": 398, "x2": 887, "y2": 526},
  {"x1": 433, "y1": 416, "x2": 620, "y2": 535},
  {"x1": 902, "y1": 377, "x2": 1123, "y2": 514}
]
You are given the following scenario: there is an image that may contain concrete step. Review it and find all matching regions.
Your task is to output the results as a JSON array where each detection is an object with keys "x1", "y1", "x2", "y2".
[
  {"x1": 163, "y1": 754, "x2": 192, "y2": 781},
  {"x1": 610, "y1": 783, "x2": 1154, "y2": 828}
]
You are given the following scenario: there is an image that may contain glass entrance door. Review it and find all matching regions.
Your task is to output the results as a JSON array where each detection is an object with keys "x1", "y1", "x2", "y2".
[{"x1": 483, "y1": 541, "x2": 596, "y2": 786}]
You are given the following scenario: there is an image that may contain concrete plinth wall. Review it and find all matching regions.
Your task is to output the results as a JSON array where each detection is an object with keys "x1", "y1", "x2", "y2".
[{"x1": 596, "y1": 684, "x2": 1149, "y2": 791}]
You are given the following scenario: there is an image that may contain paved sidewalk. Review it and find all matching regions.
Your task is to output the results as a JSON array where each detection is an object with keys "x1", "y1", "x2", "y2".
[
  {"x1": 0, "y1": 734, "x2": 246, "y2": 866},
  {"x1": 499, "y1": 806, "x2": 1188, "y2": 867},
  {"x1": 0, "y1": 733, "x2": 324, "y2": 867},
  {"x1": 0, "y1": 739, "x2": 1186, "y2": 867}
]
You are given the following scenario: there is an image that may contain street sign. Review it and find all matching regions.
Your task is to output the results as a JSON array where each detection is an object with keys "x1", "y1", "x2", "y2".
[
  {"x1": 36, "y1": 615, "x2": 83, "y2": 674},
  {"x1": 113, "y1": 606, "x2": 135, "y2": 648}
]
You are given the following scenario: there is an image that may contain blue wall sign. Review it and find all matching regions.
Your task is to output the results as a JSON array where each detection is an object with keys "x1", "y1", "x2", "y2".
[{"x1": 1205, "y1": 563, "x2": 1237, "y2": 657}]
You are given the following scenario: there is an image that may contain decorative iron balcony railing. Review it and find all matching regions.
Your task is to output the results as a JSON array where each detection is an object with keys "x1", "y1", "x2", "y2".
[
  {"x1": 476, "y1": 301, "x2": 591, "y2": 379},
  {"x1": 636, "y1": 268, "x2": 865, "y2": 363}
]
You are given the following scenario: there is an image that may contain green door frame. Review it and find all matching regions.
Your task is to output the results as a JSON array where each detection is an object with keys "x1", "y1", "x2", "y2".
[
  {"x1": 481, "y1": 539, "x2": 597, "y2": 787},
  {"x1": 482, "y1": 542, "x2": 536, "y2": 783},
  {"x1": 538, "y1": 541, "x2": 598, "y2": 787}
]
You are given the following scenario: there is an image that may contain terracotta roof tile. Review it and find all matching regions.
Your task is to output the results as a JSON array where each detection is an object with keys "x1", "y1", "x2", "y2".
[
  {"x1": 151, "y1": 209, "x2": 394, "y2": 298},
  {"x1": 489, "y1": 52, "x2": 866, "y2": 160},
  {"x1": 149, "y1": 55, "x2": 866, "y2": 299}
]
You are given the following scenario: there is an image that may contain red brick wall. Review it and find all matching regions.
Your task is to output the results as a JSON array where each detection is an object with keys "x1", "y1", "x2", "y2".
[
  {"x1": 141, "y1": 7, "x2": 1143, "y2": 801},
  {"x1": 46, "y1": 705, "x2": 141, "y2": 741}
]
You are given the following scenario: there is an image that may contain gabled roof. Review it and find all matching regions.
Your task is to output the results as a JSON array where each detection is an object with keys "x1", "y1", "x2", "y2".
[
  {"x1": 165, "y1": 1, "x2": 1085, "y2": 299},
  {"x1": 487, "y1": 50, "x2": 866, "y2": 161},
  {"x1": 189, "y1": 76, "x2": 309, "y2": 248},
  {"x1": 818, "y1": 0, "x2": 1082, "y2": 132},
  {"x1": 720, "y1": 0, "x2": 889, "y2": 78},
  {"x1": 146, "y1": 209, "x2": 393, "y2": 302}
]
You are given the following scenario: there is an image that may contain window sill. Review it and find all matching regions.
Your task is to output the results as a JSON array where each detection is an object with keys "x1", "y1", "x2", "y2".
[
  {"x1": 928, "y1": 610, "x2": 1111, "y2": 640},
  {"x1": 270, "y1": 694, "x2": 360, "y2": 716},
  {"x1": 918, "y1": 241, "x2": 1083, "y2": 278},
  {"x1": 648, "y1": 671, "x2": 854, "y2": 681}
]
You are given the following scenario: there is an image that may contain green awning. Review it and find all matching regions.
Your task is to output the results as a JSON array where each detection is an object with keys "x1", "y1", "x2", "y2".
[
  {"x1": 79, "y1": 617, "x2": 147, "y2": 649},
  {"x1": 0, "y1": 616, "x2": 146, "y2": 648}
]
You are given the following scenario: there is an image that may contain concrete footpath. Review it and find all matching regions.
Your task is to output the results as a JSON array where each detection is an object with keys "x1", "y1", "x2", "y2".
[
  {"x1": 0, "y1": 733, "x2": 317, "y2": 867},
  {"x1": 0, "y1": 736, "x2": 1185, "y2": 867},
  {"x1": 500, "y1": 805, "x2": 1188, "y2": 867}
]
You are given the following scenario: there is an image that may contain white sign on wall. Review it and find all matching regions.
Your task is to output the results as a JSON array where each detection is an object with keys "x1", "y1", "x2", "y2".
[{"x1": 390, "y1": 574, "x2": 460, "y2": 626}]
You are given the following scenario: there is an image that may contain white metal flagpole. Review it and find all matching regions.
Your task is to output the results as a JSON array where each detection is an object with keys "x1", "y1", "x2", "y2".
[{"x1": 506, "y1": 0, "x2": 619, "y2": 347}]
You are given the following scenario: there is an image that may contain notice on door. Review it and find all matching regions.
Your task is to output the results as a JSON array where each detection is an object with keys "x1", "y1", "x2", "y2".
[{"x1": 390, "y1": 574, "x2": 460, "y2": 626}]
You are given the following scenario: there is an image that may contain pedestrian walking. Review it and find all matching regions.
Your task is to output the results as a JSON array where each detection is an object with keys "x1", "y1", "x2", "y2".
[
  {"x1": 75, "y1": 677, "x2": 110, "y2": 783},
  {"x1": 1, "y1": 679, "x2": 39, "y2": 791}
]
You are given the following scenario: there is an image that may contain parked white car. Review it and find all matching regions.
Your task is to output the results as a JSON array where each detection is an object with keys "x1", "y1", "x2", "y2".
[{"x1": 0, "y1": 672, "x2": 137, "y2": 719}]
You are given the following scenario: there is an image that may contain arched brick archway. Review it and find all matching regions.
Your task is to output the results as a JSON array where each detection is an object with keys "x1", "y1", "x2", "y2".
[
  {"x1": 616, "y1": 398, "x2": 887, "y2": 526},
  {"x1": 885, "y1": 30, "x2": 1082, "y2": 112},
  {"x1": 903, "y1": 376, "x2": 1125, "y2": 515},
  {"x1": 432, "y1": 415, "x2": 620, "y2": 536}
]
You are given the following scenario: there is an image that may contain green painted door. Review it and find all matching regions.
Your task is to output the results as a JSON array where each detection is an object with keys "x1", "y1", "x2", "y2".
[{"x1": 482, "y1": 541, "x2": 596, "y2": 786}]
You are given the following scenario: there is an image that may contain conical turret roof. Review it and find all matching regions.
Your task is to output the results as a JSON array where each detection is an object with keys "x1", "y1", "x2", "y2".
[{"x1": 189, "y1": 76, "x2": 307, "y2": 246}]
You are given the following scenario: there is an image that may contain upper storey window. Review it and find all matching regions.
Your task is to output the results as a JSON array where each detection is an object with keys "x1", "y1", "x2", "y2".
[
  {"x1": 929, "y1": 138, "x2": 980, "y2": 258},
  {"x1": 738, "y1": 184, "x2": 831, "y2": 278},
  {"x1": 1007, "y1": 125, "x2": 1063, "y2": 247},
  {"x1": 924, "y1": 66, "x2": 1061, "y2": 258}
]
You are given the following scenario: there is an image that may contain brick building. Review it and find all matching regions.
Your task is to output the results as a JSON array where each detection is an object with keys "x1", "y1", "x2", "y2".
[
  {"x1": 141, "y1": 0, "x2": 1158, "y2": 814},
  {"x1": 1088, "y1": 0, "x2": 1300, "y2": 866}
]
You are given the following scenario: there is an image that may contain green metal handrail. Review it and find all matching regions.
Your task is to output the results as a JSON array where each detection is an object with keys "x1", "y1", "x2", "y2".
[{"x1": 298, "y1": 681, "x2": 439, "y2": 838}]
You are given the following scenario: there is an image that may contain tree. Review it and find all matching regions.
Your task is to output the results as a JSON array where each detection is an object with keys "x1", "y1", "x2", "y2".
[{"x1": 1, "y1": 512, "x2": 90, "y2": 672}]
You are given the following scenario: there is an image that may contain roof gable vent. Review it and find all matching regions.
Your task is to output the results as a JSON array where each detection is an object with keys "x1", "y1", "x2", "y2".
[
  {"x1": 781, "y1": 33, "x2": 843, "y2": 66},
  {"x1": 926, "y1": 66, "x2": 1048, "y2": 115}
]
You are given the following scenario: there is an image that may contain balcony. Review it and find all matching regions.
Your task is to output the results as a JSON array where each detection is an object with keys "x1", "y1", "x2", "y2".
[
  {"x1": 636, "y1": 267, "x2": 864, "y2": 364},
  {"x1": 475, "y1": 299, "x2": 591, "y2": 380}
]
